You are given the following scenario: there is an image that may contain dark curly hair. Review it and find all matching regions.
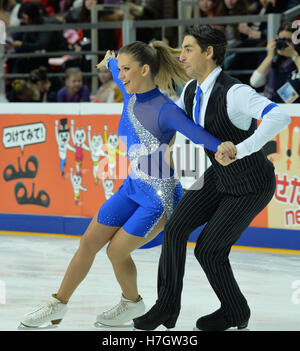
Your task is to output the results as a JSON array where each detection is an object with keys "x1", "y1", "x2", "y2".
[{"x1": 184, "y1": 25, "x2": 227, "y2": 66}]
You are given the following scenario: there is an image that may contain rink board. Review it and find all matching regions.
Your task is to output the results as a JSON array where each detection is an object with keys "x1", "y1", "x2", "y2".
[
  {"x1": 0, "y1": 103, "x2": 299, "y2": 251},
  {"x1": 0, "y1": 212, "x2": 299, "y2": 251}
]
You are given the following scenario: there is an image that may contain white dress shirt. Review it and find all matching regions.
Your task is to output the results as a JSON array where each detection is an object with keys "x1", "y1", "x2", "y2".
[{"x1": 176, "y1": 67, "x2": 291, "y2": 159}]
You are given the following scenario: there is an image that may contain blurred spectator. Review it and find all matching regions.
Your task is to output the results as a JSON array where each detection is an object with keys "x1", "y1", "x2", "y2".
[
  {"x1": 223, "y1": 0, "x2": 300, "y2": 75},
  {"x1": 29, "y1": 66, "x2": 57, "y2": 102},
  {"x1": 180, "y1": 0, "x2": 219, "y2": 47},
  {"x1": 0, "y1": 0, "x2": 21, "y2": 27},
  {"x1": 65, "y1": 0, "x2": 119, "y2": 48},
  {"x1": 65, "y1": 0, "x2": 96, "y2": 22},
  {"x1": 238, "y1": 0, "x2": 298, "y2": 45},
  {"x1": 53, "y1": 0, "x2": 74, "y2": 14},
  {"x1": 91, "y1": 66, "x2": 123, "y2": 102},
  {"x1": 7, "y1": 79, "x2": 40, "y2": 102},
  {"x1": 64, "y1": 0, "x2": 119, "y2": 71},
  {"x1": 216, "y1": 0, "x2": 249, "y2": 75},
  {"x1": 157, "y1": 0, "x2": 179, "y2": 47},
  {"x1": 216, "y1": 0, "x2": 249, "y2": 47},
  {"x1": 5, "y1": 1, "x2": 69, "y2": 73},
  {"x1": 57, "y1": 67, "x2": 90, "y2": 101},
  {"x1": 250, "y1": 21, "x2": 300, "y2": 103},
  {"x1": 192, "y1": 0, "x2": 219, "y2": 18},
  {"x1": 22, "y1": 0, "x2": 56, "y2": 17},
  {"x1": 125, "y1": 0, "x2": 180, "y2": 47},
  {"x1": 248, "y1": 0, "x2": 299, "y2": 15},
  {"x1": 127, "y1": 1, "x2": 163, "y2": 43}
]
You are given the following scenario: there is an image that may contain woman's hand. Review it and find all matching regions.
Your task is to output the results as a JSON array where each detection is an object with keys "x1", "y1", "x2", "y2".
[
  {"x1": 96, "y1": 50, "x2": 116, "y2": 70},
  {"x1": 266, "y1": 39, "x2": 276, "y2": 58},
  {"x1": 215, "y1": 142, "x2": 237, "y2": 166},
  {"x1": 278, "y1": 41, "x2": 299, "y2": 59}
]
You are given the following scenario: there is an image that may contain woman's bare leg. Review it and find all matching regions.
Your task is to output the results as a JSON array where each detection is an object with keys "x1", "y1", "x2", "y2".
[
  {"x1": 56, "y1": 214, "x2": 120, "y2": 303},
  {"x1": 106, "y1": 214, "x2": 167, "y2": 301}
]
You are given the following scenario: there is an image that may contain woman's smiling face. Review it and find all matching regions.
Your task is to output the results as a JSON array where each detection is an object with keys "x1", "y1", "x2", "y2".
[{"x1": 117, "y1": 53, "x2": 150, "y2": 94}]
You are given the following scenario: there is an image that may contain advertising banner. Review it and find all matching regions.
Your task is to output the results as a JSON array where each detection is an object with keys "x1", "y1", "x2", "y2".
[
  {"x1": 0, "y1": 103, "x2": 299, "y2": 234},
  {"x1": 1, "y1": 110, "x2": 126, "y2": 218}
]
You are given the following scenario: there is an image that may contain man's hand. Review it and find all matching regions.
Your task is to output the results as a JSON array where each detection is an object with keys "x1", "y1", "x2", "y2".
[{"x1": 215, "y1": 141, "x2": 237, "y2": 166}]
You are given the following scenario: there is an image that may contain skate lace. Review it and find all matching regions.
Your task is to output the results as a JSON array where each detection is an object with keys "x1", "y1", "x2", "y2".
[
  {"x1": 102, "y1": 301, "x2": 129, "y2": 318},
  {"x1": 30, "y1": 301, "x2": 59, "y2": 321}
]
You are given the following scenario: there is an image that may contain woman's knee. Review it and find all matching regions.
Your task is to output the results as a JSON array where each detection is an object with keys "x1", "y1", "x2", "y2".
[
  {"x1": 106, "y1": 241, "x2": 127, "y2": 263},
  {"x1": 79, "y1": 226, "x2": 112, "y2": 256},
  {"x1": 79, "y1": 234, "x2": 99, "y2": 256}
]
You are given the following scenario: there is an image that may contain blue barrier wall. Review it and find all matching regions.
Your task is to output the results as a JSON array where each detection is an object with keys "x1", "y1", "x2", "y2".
[{"x1": 1, "y1": 213, "x2": 299, "y2": 251}]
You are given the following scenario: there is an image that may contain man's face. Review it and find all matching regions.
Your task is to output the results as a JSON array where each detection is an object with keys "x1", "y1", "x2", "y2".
[{"x1": 180, "y1": 35, "x2": 205, "y2": 77}]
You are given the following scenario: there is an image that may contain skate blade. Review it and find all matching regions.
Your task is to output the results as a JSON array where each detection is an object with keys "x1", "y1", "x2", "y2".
[
  {"x1": 18, "y1": 322, "x2": 58, "y2": 330},
  {"x1": 192, "y1": 326, "x2": 250, "y2": 332},
  {"x1": 94, "y1": 321, "x2": 134, "y2": 330}
]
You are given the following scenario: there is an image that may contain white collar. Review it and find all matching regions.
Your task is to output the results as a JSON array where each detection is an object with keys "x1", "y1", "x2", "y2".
[{"x1": 196, "y1": 66, "x2": 222, "y2": 94}]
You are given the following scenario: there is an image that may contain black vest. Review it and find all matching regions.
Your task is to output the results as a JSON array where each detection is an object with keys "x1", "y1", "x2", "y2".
[{"x1": 184, "y1": 72, "x2": 274, "y2": 195}]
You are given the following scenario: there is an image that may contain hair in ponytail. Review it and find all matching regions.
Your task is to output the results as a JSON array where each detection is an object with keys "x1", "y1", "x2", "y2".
[{"x1": 119, "y1": 40, "x2": 189, "y2": 95}]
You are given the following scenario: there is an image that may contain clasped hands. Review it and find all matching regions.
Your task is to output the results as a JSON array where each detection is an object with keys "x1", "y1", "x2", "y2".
[{"x1": 215, "y1": 141, "x2": 237, "y2": 166}]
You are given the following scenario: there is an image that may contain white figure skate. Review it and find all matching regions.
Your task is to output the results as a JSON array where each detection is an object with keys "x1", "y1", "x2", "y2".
[
  {"x1": 96, "y1": 295, "x2": 145, "y2": 326},
  {"x1": 21, "y1": 295, "x2": 67, "y2": 328}
]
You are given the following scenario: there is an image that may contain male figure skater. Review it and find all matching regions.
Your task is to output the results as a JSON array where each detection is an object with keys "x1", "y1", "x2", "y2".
[{"x1": 133, "y1": 25, "x2": 291, "y2": 331}]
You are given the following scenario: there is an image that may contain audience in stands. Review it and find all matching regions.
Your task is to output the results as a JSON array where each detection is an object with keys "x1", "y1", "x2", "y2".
[
  {"x1": 6, "y1": 65, "x2": 59, "y2": 102},
  {"x1": 127, "y1": 0, "x2": 168, "y2": 43},
  {"x1": 5, "y1": 1, "x2": 68, "y2": 73},
  {"x1": 250, "y1": 21, "x2": 300, "y2": 103},
  {"x1": 238, "y1": 0, "x2": 297, "y2": 45},
  {"x1": 2, "y1": 0, "x2": 300, "y2": 102},
  {"x1": 216, "y1": 0, "x2": 249, "y2": 47},
  {"x1": 64, "y1": 0, "x2": 121, "y2": 48},
  {"x1": 62, "y1": 0, "x2": 120, "y2": 71}
]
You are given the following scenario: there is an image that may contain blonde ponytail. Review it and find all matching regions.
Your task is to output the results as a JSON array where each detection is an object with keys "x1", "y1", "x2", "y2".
[
  {"x1": 119, "y1": 40, "x2": 189, "y2": 96},
  {"x1": 148, "y1": 41, "x2": 189, "y2": 95}
]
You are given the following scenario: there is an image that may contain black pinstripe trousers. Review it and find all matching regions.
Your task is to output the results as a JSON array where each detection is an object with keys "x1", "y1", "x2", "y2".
[{"x1": 156, "y1": 166, "x2": 276, "y2": 324}]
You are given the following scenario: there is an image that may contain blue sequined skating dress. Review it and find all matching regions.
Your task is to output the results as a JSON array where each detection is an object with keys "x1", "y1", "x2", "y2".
[{"x1": 97, "y1": 58, "x2": 220, "y2": 246}]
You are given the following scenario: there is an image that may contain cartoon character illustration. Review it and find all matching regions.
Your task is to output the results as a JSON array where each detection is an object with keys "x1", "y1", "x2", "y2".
[
  {"x1": 55, "y1": 119, "x2": 75, "y2": 177},
  {"x1": 70, "y1": 167, "x2": 87, "y2": 204},
  {"x1": 102, "y1": 172, "x2": 114, "y2": 200},
  {"x1": 104, "y1": 125, "x2": 126, "y2": 178},
  {"x1": 87, "y1": 125, "x2": 108, "y2": 184},
  {"x1": 70, "y1": 120, "x2": 90, "y2": 174}
]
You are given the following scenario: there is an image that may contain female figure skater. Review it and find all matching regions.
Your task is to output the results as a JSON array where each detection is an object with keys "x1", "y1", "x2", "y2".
[{"x1": 20, "y1": 41, "x2": 221, "y2": 328}]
